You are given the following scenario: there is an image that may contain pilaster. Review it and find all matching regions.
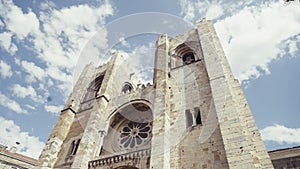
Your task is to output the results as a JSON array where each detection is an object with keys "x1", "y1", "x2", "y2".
[
  {"x1": 150, "y1": 34, "x2": 171, "y2": 169},
  {"x1": 197, "y1": 19, "x2": 274, "y2": 169}
]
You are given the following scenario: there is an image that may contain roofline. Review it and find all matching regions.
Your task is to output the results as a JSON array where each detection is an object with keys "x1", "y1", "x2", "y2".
[
  {"x1": 0, "y1": 149, "x2": 38, "y2": 165},
  {"x1": 268, "y1": 145, "x2": 300, "y2": 153}
]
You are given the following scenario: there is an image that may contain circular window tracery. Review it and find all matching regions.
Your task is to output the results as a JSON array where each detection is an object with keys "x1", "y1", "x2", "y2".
[
  {"x1": 105, "y1": 102, "x2": 153, "y2": 154},
  {"x1": 119, "y1": 120, "x2": 151, "y2": 149}
]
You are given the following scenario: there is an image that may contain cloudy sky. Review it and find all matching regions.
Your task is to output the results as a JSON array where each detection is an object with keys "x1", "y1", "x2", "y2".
[{"x1": 0, "y1": 0, "x2": 299, "y2": 159}]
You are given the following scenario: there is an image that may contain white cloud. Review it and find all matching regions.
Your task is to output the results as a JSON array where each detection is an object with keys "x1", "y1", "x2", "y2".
[
  {"x1": 179, "y1": 1, "x2": 300, "y2": 82},
  {"x1": 0, "y1": 60, "x2": 13, "y2": 78},
  {"x1": 47, "y1": 79, "x2": 54, "y2": 87},
  {"x1": 40, "y1": 1, "x2": 56, "y2": 11},
  {"x1": 0, "y1": 116, "x2": 44, "y2": 158},
  {"x1": 205, "y1": 3, "x2": 224, "y2": 20},
  {"x1": 0, "y1": 0, "x2": 113, "y2": 100},
  {"x1": 33, "y1": 3, "x2": 113, "y2": 70},
  {"x1": 119, "y1": 42, "x2": 155, "y2": 84},
  {"x1": 0, "y1": 0, "x2": 40, "y2": 40},
  {"x1": 12, "y1": 84, "x2": 37, "y2": 98},
  {"x1": 260, "y1": 124, "x2": 300, "y2": 144},
  {"x1": 192, "y1": 0, "x2": 259, "y2": 22},
  {"x1": 179, "y1": 0, "x2": 195, "y2": 23},
  {"x1": 0, "y1": 91, "x2": 27, "y2": 114},
  {"x1": 119, "y1": 37, "x2": 130, "y2": 47},
  {"x1": 179, "y1": 0, "x2": 227, "y2": 22},
  {"x1": 14, "y1": 58, "x2": 20, "y2": 65},
  {"x1": 46, "y1": 66, "x2": 72, "y2": 83},
  {"x1": 32, "y1": 2, "x2": 112, "y2": 97},
  {"x1": 214, "y1": 2, "x2": 300, "y2": 81},
  {"x1": 44, "y1": 105, "x2": 61, "y2": 116},
  {"x1": 11, "y1": 84, "x2": 43, "y2": 103},
  {"x1": 20, "y1": 60, "x2": 46, "y2": 81},
  {"x1": 24, "y1": 74, "x2": 37, "y2": 83},
  {"x1": 0, "y1": 32, "x2": 18, "y2": 55},
  {"x1": 287, "y1": 41, "x2": 298, "y2": 56},
  {"x1": 25, "y1": 104, "x2": 35, "y2": 110},
  {"x1": 283, "y1": 35, "x2": 300, "y2": 57}
]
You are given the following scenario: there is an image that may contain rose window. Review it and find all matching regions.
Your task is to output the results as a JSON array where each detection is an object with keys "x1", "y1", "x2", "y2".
[
  {"x1": 102, "y1": 102, "x2": 153, "y2": 154},
  {"x1": 119, "y1": 121, "x2": 151, "y2": 149}
]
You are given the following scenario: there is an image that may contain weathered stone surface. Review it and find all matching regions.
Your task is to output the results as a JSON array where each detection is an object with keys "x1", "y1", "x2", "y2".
[{"x1": 36, "y1": 19, "x2": 273, "y2": 169}]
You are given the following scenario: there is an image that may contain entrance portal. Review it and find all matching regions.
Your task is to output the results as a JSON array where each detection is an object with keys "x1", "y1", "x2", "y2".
[{"x1": 114, "y1": 166, "x2": 138, "y2": 169}]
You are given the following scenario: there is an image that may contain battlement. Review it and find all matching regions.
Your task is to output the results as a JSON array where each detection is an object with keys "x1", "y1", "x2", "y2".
[
  {"x1": 95, "y1": 62, "x2": 108, "y2": 74},
  {"x1": 122, "y1": 82, "x2": 154, "y2": 95},
  {"x1": 109, "y1": 82, "x2": 154, "y2": 104}
]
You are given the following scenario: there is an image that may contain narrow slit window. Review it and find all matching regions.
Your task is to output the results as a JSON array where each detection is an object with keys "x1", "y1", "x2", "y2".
[
  {"x1": 72, "y1": 139, "x2": 80, "y2": 155},
  {"x1": 68, "y1": 140, "x2": 75, "y2": 156},
  {"x1": 99, "y1": 146, "x2": 103, "y2": 156},
  {"x1": 194, "y1": 107, "x2": 202, "y2": 125},
  {"x1": 69, "y1": 139, "x2": 81, "y2": 156}
]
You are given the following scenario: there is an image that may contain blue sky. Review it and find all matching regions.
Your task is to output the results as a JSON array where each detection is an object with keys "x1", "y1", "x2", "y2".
[{"x1": 0, "y1": 0, "x2": 299, "y2": 158}]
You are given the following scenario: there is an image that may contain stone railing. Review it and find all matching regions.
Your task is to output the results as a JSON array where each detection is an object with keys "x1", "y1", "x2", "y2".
[{"x1": 88, "y1": 148, "x2": 150, "y2": 168}]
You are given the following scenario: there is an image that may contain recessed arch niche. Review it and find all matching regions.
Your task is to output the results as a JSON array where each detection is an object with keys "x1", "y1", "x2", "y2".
[
  {"x1": 170, "y1": 43, "x2": 198, "y2": 68},
  {"x1": 82, "y1": 73, "x2": 105, "y2": 102}
]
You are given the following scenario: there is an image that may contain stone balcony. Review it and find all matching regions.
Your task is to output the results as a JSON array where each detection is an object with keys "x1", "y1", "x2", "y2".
[{"x1": 88, "y1": 148, "x2": 151, "y2": 168}]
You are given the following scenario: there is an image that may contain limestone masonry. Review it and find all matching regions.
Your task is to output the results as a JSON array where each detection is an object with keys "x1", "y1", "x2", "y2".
[{"x1": 36, "y1": 19, "x2": 275, "y2": 169}]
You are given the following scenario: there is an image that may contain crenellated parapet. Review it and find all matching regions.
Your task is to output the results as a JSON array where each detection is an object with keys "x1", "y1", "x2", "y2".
[{"x1": 120, "y1": 82, "x2": 154, "y2": 95}]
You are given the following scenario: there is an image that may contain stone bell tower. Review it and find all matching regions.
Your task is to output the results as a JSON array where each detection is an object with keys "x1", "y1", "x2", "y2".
[{"x1": 36, "y1": 19, "x2": 274, "y2": 169}]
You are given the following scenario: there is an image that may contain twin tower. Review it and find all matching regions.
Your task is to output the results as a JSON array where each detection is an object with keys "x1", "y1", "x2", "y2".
[{"x1": 36, "y1": 19, "x2": 274, "y2": 169}]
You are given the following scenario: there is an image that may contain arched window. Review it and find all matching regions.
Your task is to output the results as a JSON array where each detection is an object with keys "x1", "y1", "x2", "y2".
[
  {"x1": 173, "y1": 43, "x2": 196, "y2": 67},
  {"x1": 122, "y1": 82, "x2": 133, "y2": 94},
  {"x1": 182, "y1": 52, "x2": 195, "y2": 65},
  {"x1": 82, "y1": 73, "x2": 105, "y2": 102}
]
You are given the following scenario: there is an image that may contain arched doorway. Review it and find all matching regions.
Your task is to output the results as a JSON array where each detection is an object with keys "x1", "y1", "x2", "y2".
[{"x1": 114, "y1": 166, "x2": 139, "y2": 169}]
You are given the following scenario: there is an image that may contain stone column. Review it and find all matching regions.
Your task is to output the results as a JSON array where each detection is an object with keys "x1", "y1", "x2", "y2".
[{"x1": 150, "y1": 34, "x2": 171, "y2": 169}]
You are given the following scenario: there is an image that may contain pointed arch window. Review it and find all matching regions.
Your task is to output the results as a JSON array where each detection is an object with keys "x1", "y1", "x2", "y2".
[
  {"x1": 83, "y1": 73, "x2": 105, "y2": 102},
  {"x1": 68, "y1": 139, "x2": 81, "y2": 156},
  {"x1": 173, "y1": 43, "x2": 196, "y2": 67}
]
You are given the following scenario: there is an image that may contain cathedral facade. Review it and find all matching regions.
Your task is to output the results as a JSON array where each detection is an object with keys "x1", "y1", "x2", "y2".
[{"x1": 36, "y1": 19, "x2": 274, "y2": 169}]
